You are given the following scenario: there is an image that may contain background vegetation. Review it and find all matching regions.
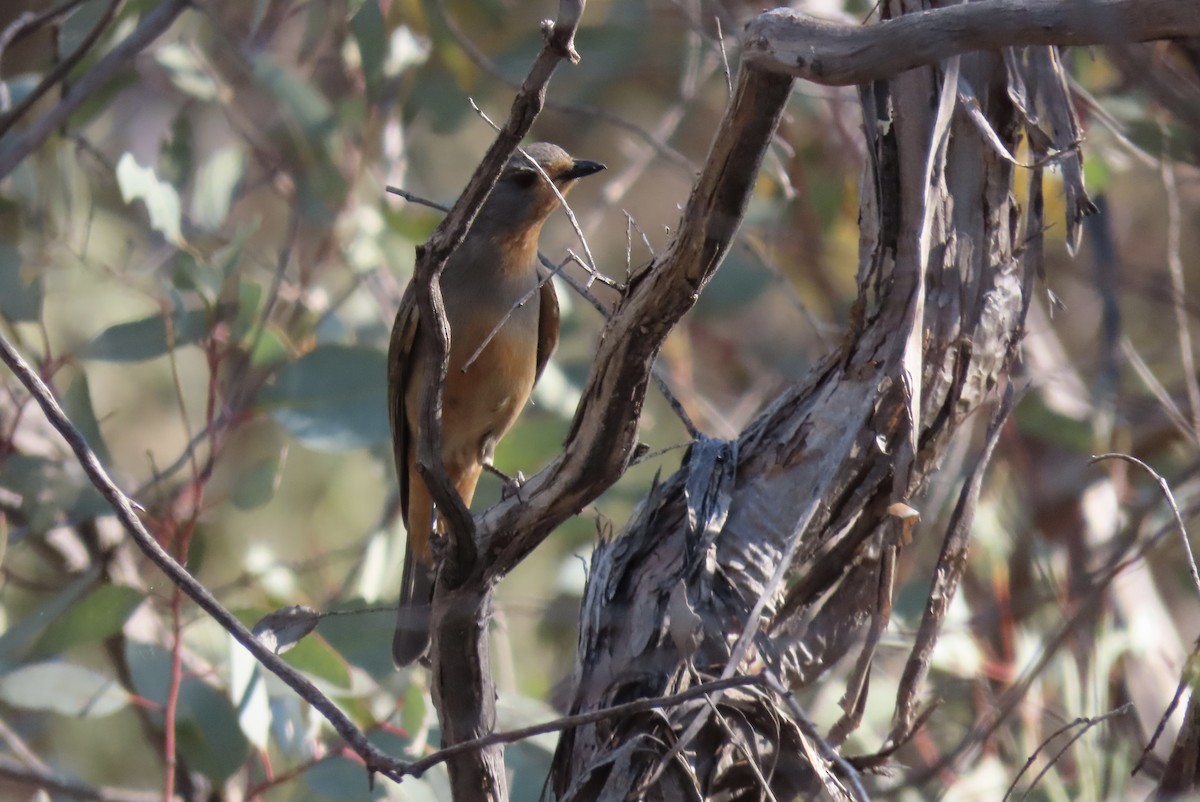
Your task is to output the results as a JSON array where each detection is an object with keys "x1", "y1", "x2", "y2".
[{"x1": 1, "y1": 0, "x2": 1198, "y2": 799}]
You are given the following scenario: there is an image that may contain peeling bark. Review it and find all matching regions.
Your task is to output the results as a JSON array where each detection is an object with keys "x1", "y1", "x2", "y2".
[{"x1": 549, "y1": 4, "x2": 1089, "y2": 798}]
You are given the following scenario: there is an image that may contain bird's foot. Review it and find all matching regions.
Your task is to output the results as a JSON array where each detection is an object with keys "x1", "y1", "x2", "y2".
[
  {"x1": 484, "y1": 463, "x2": 526, "y2": 501},
  {"x1": 502, "y1": 470, "x2": 527, "y2": 501}
]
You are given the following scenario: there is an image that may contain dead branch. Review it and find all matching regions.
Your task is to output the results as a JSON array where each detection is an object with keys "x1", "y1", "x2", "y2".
[{"x1": 743, "y1": 0, "x2": 1200, "y2": 86}]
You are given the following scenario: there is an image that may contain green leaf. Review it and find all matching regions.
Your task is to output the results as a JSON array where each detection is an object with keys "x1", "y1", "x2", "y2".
[
  {"x1": 282, "y1": 630, "x2": 352, "y2": 690},
  {"x1": 252, "y1": 605, "x2": 320, "y2": 655},
  {"x1": 191, "y1": 145, "x2": 245, "y2": 230},
  {"x1": 258, "y1": 344, "x2": 389, "y2": 451},
  {"x1": 229, "y1": 455, "x2": 283, "y2": 510},
  {"x1": 60, "y1": 0, "x2": 110, "y2": 58},
  {"x1": 0, "y1": 662, "x2": 128, "y2": 717},
  {"x1": 0, "y1": 454, "x2": 110, "y2": 534},
  {"x1": 251, "y1": 57, "x2": 333, "y2": 139},
  {"x1": 307, "y1": 757, "x2": 391, "y2": 801},
  {"x1": 80, "y1": 307, "x2": 211, "y2": 362},
  {"x1": 0, "y1": 244, "x2": 42, "y2": 321},
  {"x1": 312, "y1": 599, "x2": 394, "y2": 681},
  {"x1": 126, "y1": 641, "x2": 250, "y2": 782},
  {"x1": 0, "y1": 571, "x2": 98, "y2": 668},
  {"x1": 400, "y1": 681, "x2": 427, "y2": 742},
  {"x1": 229, "y1": 636, "x2": 271, "y2": 750},
  {"x1": 351, "y1": 0, "x2": 387, "y2": 102},
  {"x1": 31, "y1": 584, "x2": 144, "y2": 658},
  {"x1": 0, "y1": 75, "x2": 41, "y2": 110},
  {"x1": 62, "y1": 370, "x2": 113, "y2": 466},
  {"x1": 155, "y1": 41, "x2": 219, "y2": 100},
  {"x1": 116, "y1": 153, "x2": 183, "y2": 246}
]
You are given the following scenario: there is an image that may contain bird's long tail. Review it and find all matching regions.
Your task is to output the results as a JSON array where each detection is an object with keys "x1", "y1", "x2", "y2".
[{"x1": 393, "y1": 546, "x2": 434, "y2": 666}]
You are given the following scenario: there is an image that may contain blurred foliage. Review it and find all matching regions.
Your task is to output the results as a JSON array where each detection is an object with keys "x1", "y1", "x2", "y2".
[{"x1": 0, "y1": 0, "x2": 1198, "y2": 800}]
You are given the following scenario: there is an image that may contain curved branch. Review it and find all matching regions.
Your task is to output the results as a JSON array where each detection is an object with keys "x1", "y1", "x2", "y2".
[
  {"x1": 473, "y1": 64, "x2": 796, "y2": 582},
  {"x1": 409, "y1": 3, "x2": 589, "y2": 798},
  {"x1": 0, "y1": 335, "x2": 407, "y2": 783},
  {"x1": 743, "y1": 0, "x2": 1200, "y2": 86}
]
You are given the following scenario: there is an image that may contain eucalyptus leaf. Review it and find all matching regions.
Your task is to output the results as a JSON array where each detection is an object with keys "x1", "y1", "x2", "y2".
[
  {"x1": 31, "y1": 584, "x2": 144, "y2": 658},
  {"x1": 80, "y1": 307, "x2": 212, "y2": 362},
  {"x1": 62, "y1": 371, "x2": 113, "y2": 466},
  {"x1": 258, "y1": 344, "x2": 389, "y2": 451},
  {"x1": 351, "y1": 0, "x2": 387, "y2": 102},
  {"x1": 115, "y1": 153, "x2": 183, "y2": 246},
  {"x1": 0, "y1": 244, "x2": 42, "y2": 321},
  {"x1": 125, "y1": 641, "x2": 250, "y2": 783},
  {"x1": 191, "y1": 146, "x2": 245, "y2": 230},
  {"x1": 0, "y1": 662, "x2": 128, "y2": 718}
]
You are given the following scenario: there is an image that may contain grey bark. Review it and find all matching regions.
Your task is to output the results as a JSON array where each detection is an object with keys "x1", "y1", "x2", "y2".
[{"x1": 548, "y1": 2, "x2": 1090, "y2": 797}]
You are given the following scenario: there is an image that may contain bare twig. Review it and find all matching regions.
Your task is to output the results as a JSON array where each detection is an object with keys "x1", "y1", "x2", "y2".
[
  {"x1": 429, "y1": 0, "x2": 693, "y2": 172},
  {"x1": 1161, "y1": 156, "x2": 1200, "y2": 432},
  {"x1": 715, "y1": 16, "x2": 733, "y2": 95},
  {"x1": 890, "y1": 386, "x2": 1016, "y2": 742},
  {"x1": 1003, "y1": 704, "x2": 1134, "y2": 802},
  {"x1": 406, "y1": 674, "x2": 765, "y2": 777},
  {"x1": 407, "y1": 4, "x2": 591, "y2": 796},
  {"x1": 1090, "y1": 452, "x2": 1200, "y2": 598},
  {"x1": 0, "y1": 333, "x2": 407, "y2": 782},
  {"x1": 0, "y1": 0, "x2": 123, "y2": 140},
  {"x1": 0, "y1": 0, "x2": 193, "y2": 180},
  {"x1": 1136, "y1": 639, "x2": 1200, "y2": 774}
]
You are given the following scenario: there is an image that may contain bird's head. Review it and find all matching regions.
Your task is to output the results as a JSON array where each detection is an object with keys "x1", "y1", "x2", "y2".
[{"x1": 478, "y1": 142, "x2": 605, "y2": 254}]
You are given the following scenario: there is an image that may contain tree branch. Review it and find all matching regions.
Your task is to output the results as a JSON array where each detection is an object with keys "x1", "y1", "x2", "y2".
[
  {"x1": 0, "y1": 0, "x2": 192, "y2": 180},
  {"x1": 0, "y1": 333, "x2": 408, "y2": 783},
  {"x1": 410, "y1": 3, "x2": 589, "y2": 798},
  {"x1": 472, "y1": 63, "x2": 796, "y2": 583},
  {"x1": 743, "y1": 0, "x2": 1200, "y2": 86}
]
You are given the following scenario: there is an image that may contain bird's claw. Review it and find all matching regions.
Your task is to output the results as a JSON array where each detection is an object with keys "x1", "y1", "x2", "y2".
[{"x1": 501, "y1": 470, "x2": 526, "y2": 501}]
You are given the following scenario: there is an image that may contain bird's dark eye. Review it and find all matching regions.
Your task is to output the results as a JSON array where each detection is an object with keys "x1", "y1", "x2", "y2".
[{"x1": 509, "y1": 169, "x2": 539, "y2": 189}]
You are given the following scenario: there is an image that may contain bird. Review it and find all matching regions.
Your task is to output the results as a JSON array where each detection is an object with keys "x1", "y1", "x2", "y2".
[{"x1": 389, "y1": 142, "x2": 605, "y2": 666}]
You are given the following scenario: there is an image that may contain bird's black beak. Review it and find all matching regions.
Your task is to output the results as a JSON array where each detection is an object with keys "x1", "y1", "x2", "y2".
[{"x1": 560, "y1": 159, "x2": 606, "y2": 181}]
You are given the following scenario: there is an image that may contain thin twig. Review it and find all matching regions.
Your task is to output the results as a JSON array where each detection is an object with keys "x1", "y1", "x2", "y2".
[
  {"x1": 0, "y1": 332, "x2": 407, "y2": 781},
  {"x1": 1122, "y1": 338, "x2": 1199, "y2": 446},
  {"x1": 763, "y1": 671, "x2": 871, "y2": 802},
  {"x1": 715, "y1": 16, "x2": 733, "y2": 95},
  {"x1": 405, "y1": 674, "x2": 766, "y2": 777},
  {"x1": 430, "y1": 0, "x2": 693, "y2": 171},
  {"x1": 461, "y1": 256, "x2": 565, "y2": 373},
  {"x1": 1003, "y1": 704, "x2": 1134, "y2": 802},
  {"x1": 1135, "y1": 640, "x2": 1200, "y2": 774},
  {"x1": 468, "y1": 100, "x2": 605, "y2": 280},
  {"x1": 0, "y1": 0, "x2": 123, "y2": 140},
  {"x1": 1161, "y1": 155, "x2": 1200, "y2": 433},
  {"x1": 1090, "y1": 452, "x2": 1200, "y2": 598},
  {"x1": 0, "y1": 0, "x2": 193, "y2": 180}
]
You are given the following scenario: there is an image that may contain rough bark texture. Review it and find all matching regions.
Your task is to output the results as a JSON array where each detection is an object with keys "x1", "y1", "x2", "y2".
[
  {"x1": 549, "y1": 3, "x2": 1087, "y2": 798},
  {"x1": 743, "y1": 0, "x2": 1200, "y2": 86}
]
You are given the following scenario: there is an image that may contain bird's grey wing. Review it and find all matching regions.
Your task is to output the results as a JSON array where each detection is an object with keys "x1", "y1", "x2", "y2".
[
  {"x1": 535, "y1": 267, "x2": 560, "y2": 385},
  {"x1": 388, "y1": 283, "x2": 421, "y2": 522}
]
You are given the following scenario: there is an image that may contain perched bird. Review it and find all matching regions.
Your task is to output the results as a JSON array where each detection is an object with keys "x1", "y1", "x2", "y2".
[{"x1": 389, "y1": 143, "x2": 605, "y2": 666}]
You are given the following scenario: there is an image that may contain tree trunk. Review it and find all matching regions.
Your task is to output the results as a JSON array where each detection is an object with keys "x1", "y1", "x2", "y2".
[{"x1": 549, "y1": 4, "x2": 1089, "y2": 798}]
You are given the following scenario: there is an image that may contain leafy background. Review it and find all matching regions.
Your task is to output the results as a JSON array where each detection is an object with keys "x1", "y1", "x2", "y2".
[{"x1": 1, "y1": 0, "x2": 1198, "y2": 800}]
